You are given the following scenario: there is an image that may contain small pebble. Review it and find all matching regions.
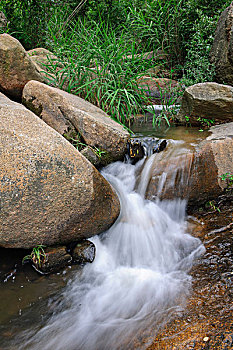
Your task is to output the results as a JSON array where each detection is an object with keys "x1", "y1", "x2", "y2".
[{"x1": 203, "y1": 337, "x2": 209, "y2": 342}]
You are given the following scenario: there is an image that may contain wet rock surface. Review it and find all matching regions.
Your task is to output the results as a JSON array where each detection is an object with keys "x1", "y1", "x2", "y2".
[
  {"x1": 0, "y1": 124, "x2": 232, "y2": 349},
  {"x1": 32, "y1": 246, "x2": 72, "y2": 274},
  {"x1": 1, "y1": 174, "x2": 232, "y2": 350},
  {"x1": 146, "y1": 202, "x2": 233, "y2": 350},
  {"x1": 0, "y1": 92, "x2": 120, "y2": 248},
  {"x1": 127, "y1": 137, "x2": 167, "y2": 163},
  {"x1": 72, "y1": 240, "x2": 96, "y2": 264},
  {"x1": 146, "y1": 123, "x2": 233, "y2": 207}
]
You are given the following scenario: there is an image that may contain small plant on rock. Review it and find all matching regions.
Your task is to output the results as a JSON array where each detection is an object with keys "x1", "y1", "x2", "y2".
[
  {"x1": 22, "y1": 245, "x2": 47, "y2": 268},
  {"x1": 196, "y1": 116, "x2": 215, "y2": 131},
  {"x1": 206, "y1": 200, "x2": 221, "y2": 213},
  {"x1": 92, "y1": 146, "x2": 106, "y2": 159},
  {"x1": 219, "y1": 173, "x2": 233, "y2": 190}
]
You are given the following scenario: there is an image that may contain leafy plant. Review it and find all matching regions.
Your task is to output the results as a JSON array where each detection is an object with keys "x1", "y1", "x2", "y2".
[
  {"x1": 180, "y1": 10, "x2": 216, "y2": 86},
  {"x1": 220, "y1": 173, "x2": 233, "y2": 190},
  {"x1": 197, "y1": 117, "x2": 215, "y2": 129},
  {"x1": 184, "y1": 115, "x2": 192, "y2": 126},
  {"x1": 206, "y1": 201, "x2": 221, "y2": 213},
  {"x1": 64, "y1": 133, "x2": 86, "y2": 151},
  {"x1": 92, "y1": 146, "x2": 106, "y2": 159},
  {"x1": 22, "y1": 245, "x2": 47, "y2": 268},
  {"x1": 158, "y1": 82, "x2": 183, "y2": 126}
]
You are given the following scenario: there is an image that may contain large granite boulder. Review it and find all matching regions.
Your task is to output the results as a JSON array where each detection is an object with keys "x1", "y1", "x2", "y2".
[
  {"x1": 0, "y1": 92, "x2": 120, "y2": 249},
  {"x1": 210, "y1": 2, "x2": 233, "y2": 85},
  {"x1": 177, "y1": 83, "x2": 233, "y2": 125},
  {"x1": 145, "y1": 123, "x2": 233, "y2": 208},
  {"x1": 22, "y1": 80, "x2": 130, "y2": 163},
  {"x1": 0, "y1": 34, "x2": 45, "y2": 100}
]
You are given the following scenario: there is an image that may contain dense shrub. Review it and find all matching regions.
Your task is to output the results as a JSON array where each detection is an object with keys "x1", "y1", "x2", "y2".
[{"x1": 0, "y1": 0, "x2": 71, "y2": 49}]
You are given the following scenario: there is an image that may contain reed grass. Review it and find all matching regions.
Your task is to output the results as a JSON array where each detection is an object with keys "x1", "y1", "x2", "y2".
[{"x1": 44, "y1": 13, "x2": 157, "y2": 126}]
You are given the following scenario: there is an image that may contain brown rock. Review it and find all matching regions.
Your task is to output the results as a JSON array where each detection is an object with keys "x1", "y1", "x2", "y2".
[
  {"x1": 0, "y1": 34, "x2": 45, "y2": 100},
  {"x1": 145, "y1": 123, "x2": 233, "y2": 207},
  {"x1": 137, "y1": 77, "x2": 181, "y2": 104},
  {"x1": 27, "y1": 48, "x2": 57, "y2": 64},
  {"x1": 72, "y1": 240, "x2": 96, "y2": 264},
  {"x1": 32, "y1": 246, "x2": 72, "y2": 274},
  {"x1": 210, "y1": 2, "x2": 233, "y2": 85},
  {"x1": 22, "y1": 80, "x2": 130, "y2": 162},
  {"x1": 27, "y1": 47, "x2": 63, "y2": 78},
  {"x1": 80, "y1": 147, "x2": 101, "y2": 167},
  {"x1": 0, "y1": 12, "x2": 8, "y2": 31},
  {"x1": 0, "y1": 92, "x2": 120, "y2": 249},
  {"x1": 177, "y1": 82, "x2": 233, "y2": 125}
]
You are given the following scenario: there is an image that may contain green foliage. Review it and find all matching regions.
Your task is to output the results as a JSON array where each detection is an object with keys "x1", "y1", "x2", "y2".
[
  {"x1": 84, "y1": 0, "x2": 128, "y2": 26},
  {"x1": 1, "y1": 0, "x2": 231, "y2": 64},
  {"x1": 220, "y1": 173, "x2": 233, "y2": 190},
  {"x1": 22, "y1": 245, "x2": 46, "y2": 268},
  {"x1": 148, "y1": 80, "x2": 184, "y2": 127},
  {"x1": 180, "y1": 9, "x2": 216, "y2": 85},
  {"x1": 93, "y1": 147, "x2": 106, "y2": 159},
  {"x1": 206, "y1": 201, "x2": 221, "y2": 213},
  {"x1": 64, "y1": 132, "x2": 86, "y2": 150},
  {"x1": 197, "y1": 117, "x2": 215, "y2": 128},
  {"x1": 1, "y1": 0, "x2": 231, "y2": 127},
  {"x1": 44, "y1": 14, "x2": 154, "y2": 125},
  {"x1": 125, "y1": 0, "x2": 185, "y2": 64},
  {"x1": 0, "y1": 0, "x2": 73, "y2": 49},
  {"x1": 181, "y1": 0, "x2": 232, "y2": 18}
]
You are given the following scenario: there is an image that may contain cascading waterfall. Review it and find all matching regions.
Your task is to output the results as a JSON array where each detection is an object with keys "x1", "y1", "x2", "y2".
[{"x1": 16, "y1": 149, "x2": 205, "y2": 350}]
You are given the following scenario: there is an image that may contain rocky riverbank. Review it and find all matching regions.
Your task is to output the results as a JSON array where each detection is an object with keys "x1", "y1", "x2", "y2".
[{"x1": 0, "y1": 2, "x2": 232, "y2": 274}]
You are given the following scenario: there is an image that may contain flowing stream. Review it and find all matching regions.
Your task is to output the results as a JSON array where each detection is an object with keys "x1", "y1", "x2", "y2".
[{"x1": 11, "y1": 148, "x2": 205, "y2": 350}]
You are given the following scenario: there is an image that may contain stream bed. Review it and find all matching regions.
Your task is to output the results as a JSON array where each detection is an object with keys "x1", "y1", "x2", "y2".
[{"x1": 0, "y1": 126, "x2": 232, "y2": 350}]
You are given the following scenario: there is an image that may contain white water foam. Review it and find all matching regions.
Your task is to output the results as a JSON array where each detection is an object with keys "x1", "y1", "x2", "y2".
[{"x1": 18, "y1": 158, "x2": 205, "y2": 350}]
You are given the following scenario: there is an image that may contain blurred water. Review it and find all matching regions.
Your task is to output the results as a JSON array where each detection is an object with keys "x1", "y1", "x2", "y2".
[{"x1": 15, "y1": 157, "x2": 205, "y2": 350}]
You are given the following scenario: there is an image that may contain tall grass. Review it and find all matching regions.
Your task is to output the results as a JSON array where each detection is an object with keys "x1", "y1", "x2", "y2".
[
  {"x1": 4, "y1": 0, "x2": 229, "y2": 127},
  {"x1": 44, "y1": 12, "x2": 157, "y2": 126},
  {"x1": 125, "y1": 0, "x2": 185, "y2": 65}
]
